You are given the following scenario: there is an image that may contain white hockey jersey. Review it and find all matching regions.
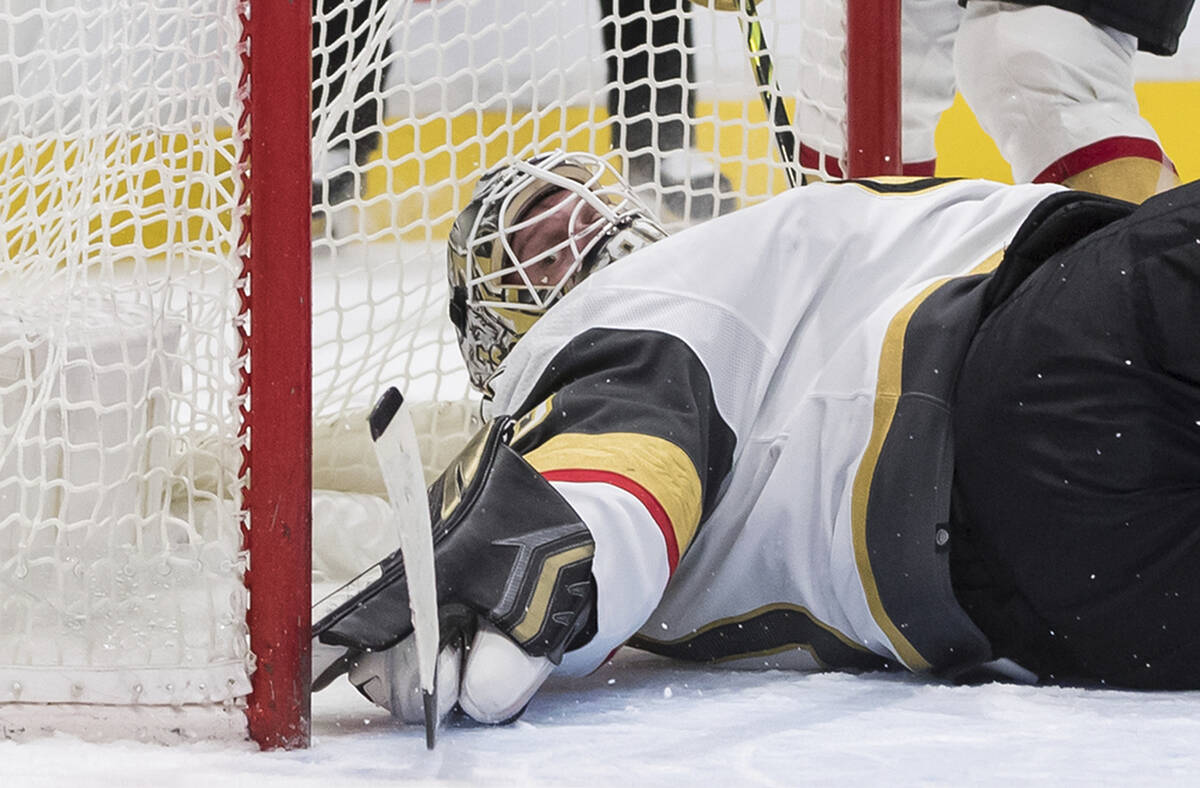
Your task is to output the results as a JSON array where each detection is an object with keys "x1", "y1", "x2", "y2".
[{"x1": 486, "y1": 177, "x2": 1071, "y2": 677}]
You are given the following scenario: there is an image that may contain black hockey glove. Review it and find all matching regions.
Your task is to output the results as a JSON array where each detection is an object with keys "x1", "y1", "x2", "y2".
[{"x1": 312, "y1": 416, "x2": 597, "y2": 701}]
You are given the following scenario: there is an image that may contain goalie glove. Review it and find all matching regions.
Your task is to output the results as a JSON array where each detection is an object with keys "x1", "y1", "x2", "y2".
[{"x1": 313, "y1": 416, "x2": 597, "y2": 721}]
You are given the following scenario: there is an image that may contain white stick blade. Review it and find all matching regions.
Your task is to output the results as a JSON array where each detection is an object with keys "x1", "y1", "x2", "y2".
[{"x1": 368, "y1": 388, "x2": 439, "y2": 699}]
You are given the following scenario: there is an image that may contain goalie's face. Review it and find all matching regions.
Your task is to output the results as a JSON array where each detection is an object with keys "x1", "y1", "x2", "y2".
[
  {"x1": 505, "y1": 188, "x2": 607, "y2": 293},
  {"x1": 448, "y1": 151, "x2": 667, "y2": 392}
]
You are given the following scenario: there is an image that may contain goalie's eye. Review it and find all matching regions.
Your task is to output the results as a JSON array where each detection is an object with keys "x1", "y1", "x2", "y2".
[{"x1": 504, "y1": 190, "x2": 604, "y2": 293}]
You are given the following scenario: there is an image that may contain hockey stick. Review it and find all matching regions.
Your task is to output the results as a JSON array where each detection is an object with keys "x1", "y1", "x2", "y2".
[
  {"x1": 367, "y1": 386, "x2": 440, "y2": 750},
  {"x1": 735, "y1": 0, "x2": 805, "y2": 187}
]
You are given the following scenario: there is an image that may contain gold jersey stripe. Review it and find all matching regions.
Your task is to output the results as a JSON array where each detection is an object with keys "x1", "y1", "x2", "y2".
[{"x1": 523, "y1": 431, "x2": 704, "y2": 556}]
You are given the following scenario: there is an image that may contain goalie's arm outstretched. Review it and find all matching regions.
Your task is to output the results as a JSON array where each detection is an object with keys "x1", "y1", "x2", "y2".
[
  {"x1": 313, "y1": 328, "x2": 732, "y2": 722},
  {"x1": 311, "y1": 411, "x2": 598, "y2": 723},
  {"x1": 311, "y1": 151, "x2": 736, "y2": 724}
]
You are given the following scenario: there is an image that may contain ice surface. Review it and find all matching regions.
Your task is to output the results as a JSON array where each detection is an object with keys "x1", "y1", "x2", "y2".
[{"x1": 3, "y1": 647, "x2": 1199, "y2": 787}]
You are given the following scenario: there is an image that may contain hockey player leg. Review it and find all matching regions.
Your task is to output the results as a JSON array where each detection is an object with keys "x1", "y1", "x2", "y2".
[
  {"x1": 311, "y1": 0, "x2": 392, "y2": 237},
  {"x1": 900, "y1": 0, "x2": 961, "y2": 174},
  {"x1": 1059, "y1": 156, "x2": 1180, "y2": 205},
  {"x1": 951, "y1": 181, "x2": 1200, "y2": 688},
  {"x1": 601, "y1": 0, "x2": 735, "y2": 222},
  {"x1": 954, "y1": 2, "x2": 1176, "y2": 202}
]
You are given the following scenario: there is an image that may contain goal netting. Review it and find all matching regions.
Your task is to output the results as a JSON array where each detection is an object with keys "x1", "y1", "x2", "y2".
[{"x1": 0, "y1": 0, "x2": 897, "y2": 747}]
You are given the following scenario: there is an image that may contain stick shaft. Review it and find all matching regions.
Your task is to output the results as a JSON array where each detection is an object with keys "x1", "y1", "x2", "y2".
[{"x1": 738, "y1": 0, "x2": 804, "y2": 187}]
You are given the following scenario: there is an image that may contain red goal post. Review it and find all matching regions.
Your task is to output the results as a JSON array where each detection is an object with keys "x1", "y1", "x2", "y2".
[
  {"x1": 244, "y1": 0, "x2": 314, "y2": 750},
  {"x1": 847, "y1": 0, "x2": 902, "y2": 178}
]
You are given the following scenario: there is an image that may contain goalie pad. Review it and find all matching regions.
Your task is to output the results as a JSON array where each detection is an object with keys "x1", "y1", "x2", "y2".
[{"x1": 313, "y1": 416, "x2": 597, "y2": 688}]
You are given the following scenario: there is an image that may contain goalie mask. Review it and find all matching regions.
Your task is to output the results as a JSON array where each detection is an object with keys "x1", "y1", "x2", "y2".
[{"x1": 448, "y1": 151, "x2": 667, "y2": 392}]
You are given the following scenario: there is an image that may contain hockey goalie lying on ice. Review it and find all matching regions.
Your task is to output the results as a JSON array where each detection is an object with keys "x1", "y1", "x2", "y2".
[{"x1": 313, "y1": 151, "x2": 1200, "y2": 729}]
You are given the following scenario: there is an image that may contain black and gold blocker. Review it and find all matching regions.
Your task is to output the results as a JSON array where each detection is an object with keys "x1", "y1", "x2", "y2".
[{"x1": 313, "y1": 416, "x2": 597, "y2": 691}]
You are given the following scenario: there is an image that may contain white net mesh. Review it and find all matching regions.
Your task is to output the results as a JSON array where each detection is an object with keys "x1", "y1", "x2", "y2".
[
  {"x1": 307, "y1": 0, "x2": 855, "y2": 424},
  {"x1": 0, "y1": 0, "x2": 249, "y2": 713},
  {"x1": 0, "y1": 0, "x2": 873, "y2": 739}
]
